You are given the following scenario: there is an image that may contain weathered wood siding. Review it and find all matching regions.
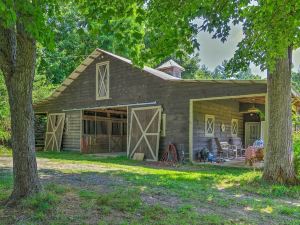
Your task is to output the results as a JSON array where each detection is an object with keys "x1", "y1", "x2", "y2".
[
  {"x1": 62, "y1": 110, "x2": 81, "y2": 150},
  {"x1": 34, "y1": 50, "x2": 267, "y2": 159},
  {"x1": 193, "y1": 99, "x2": 244, "y2": 159}
]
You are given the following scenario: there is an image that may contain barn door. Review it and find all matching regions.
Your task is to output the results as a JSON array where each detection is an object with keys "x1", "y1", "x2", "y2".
[
  {"x1": 128, "y1": 106, "x2": 161, "y2": 161},
  {"x1": 44, "y1": 113, "x2": 65, "y2": 151},
  {"x1": 245, "y1": 122, "x2": 261, "y2": 147}
]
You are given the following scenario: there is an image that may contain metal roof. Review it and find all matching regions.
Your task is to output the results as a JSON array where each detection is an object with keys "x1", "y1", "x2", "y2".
[
  {"x1": 97, "y1": 49, "x2": 180, "y2": 80},
  {"x1": 171, "y1": 79, "x2": 267, "y2": 84},
  {"x1": 35, "y1": 48, "x2": 271, "y2": 104},
  {"x1": 157, "y1": 59, "x2": 185, "y2": 71}
]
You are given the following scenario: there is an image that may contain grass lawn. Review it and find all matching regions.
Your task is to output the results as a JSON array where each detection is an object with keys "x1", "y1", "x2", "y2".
[{"x1": 0, "y1": 148, "x2": 300, "y2": 225}]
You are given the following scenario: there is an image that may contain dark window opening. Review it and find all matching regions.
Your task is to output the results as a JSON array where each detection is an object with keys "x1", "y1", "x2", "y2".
[{"x1": 112, "y1": 122, "x2": 122, "y2": 135}]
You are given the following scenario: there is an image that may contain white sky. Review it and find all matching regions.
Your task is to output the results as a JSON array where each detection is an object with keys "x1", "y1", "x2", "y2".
[{"x1": 195, "y1": 24, "x2": 300, "y2": 78}]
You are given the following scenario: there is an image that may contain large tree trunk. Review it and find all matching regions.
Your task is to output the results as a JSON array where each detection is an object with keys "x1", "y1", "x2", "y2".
[
  {"x1": 263, "y1": 47, "x2": 298, "y2": 184},
  {"x1": 0, "y1": 25, "x2": 41, "y2": 204}
]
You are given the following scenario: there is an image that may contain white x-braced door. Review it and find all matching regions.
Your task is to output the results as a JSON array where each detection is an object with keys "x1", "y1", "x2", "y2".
[
  {"x1": 44, "y1": 113, "x2": 65, "y2": 151},
  {"x1": 96, "y1": 62, "x2": 109, "y2": 99},
  {"x1": 128, "y1": 106, "x2": 161, "y2": 161}
]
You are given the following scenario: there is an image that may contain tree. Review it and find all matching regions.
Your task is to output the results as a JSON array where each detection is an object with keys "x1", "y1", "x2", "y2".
[
  {"x1": 0, "y1": 0, "x2": 126, "y2": 203},
  {"x1": 88, "y1": 0, "x2": 298, "y2": 183},
  {"x1": 0, "y1": 1, "x2": 58, "y2": 202},
  {"x1": 1, "y1": 0, "x2": 297, "y2": 204},
  {"x1": 212, "y1": 60, "x2": 261, "y2": 80},
  {"x1": 198, "y1": 1, "x2": 299, "y2": 184},
  {"x1": 0, "y1": 0, "x2": 199, "y2": 203},
  {"x1": 138, "y1": 0, "x2": 299, "y2": 183},
  {"x1": 37, "y1": 3, "x2": 135, "y2": 84}
]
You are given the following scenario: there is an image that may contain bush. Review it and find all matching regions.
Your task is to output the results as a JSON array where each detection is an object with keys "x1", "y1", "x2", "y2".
[{"x1": 293, "y1": 132, "x2": 300, "y2": 173}]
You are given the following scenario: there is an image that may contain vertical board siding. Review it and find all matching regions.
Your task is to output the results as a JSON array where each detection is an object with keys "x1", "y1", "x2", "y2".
[
  {"x1": 34, "y1": 51, "x2": 267, "y2": 160},
  {"x1": 192, "y1": 99, "x2": 244, "y2": 160},
  {"x1": 62, "y1": 110, "x2": 81, "y2": 151}
]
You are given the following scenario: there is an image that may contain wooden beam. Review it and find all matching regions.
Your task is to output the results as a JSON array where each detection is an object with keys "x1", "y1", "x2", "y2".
[{"x1": 189, "y1": 100, "x2": 193, "y2": 162}]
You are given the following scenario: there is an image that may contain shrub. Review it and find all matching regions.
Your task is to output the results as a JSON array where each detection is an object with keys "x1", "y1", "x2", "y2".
[{"x1": 293, "y1": 132, "x2": 300, "y2": 173}]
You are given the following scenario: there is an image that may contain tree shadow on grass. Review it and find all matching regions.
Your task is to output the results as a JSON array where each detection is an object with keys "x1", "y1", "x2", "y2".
[
  {"x1": 1, "y1": 166, "x2": 300, "y2": 225},
  {"x1": 36, "y1": 151, "x2": 253, "y2": 176}
]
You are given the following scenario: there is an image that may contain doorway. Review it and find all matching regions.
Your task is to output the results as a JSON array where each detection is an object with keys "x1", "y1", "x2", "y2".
[
  {"x1": 245, "y1": 122, "x2": 261, "y2": 147},
  {"x1": 81, "y1": 107, "x2": 127, "y2": 153}
]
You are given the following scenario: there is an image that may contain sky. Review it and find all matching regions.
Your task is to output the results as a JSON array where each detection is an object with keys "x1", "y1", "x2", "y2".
[{"x1": 195, "y1": 24, "x2": 300, "y2": 78}]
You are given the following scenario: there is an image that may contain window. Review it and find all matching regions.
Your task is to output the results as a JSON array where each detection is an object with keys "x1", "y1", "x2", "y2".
[
  {"x1": 231, "y1": 119, "x2": 238, "y2": 137},
  {"x1": 96, "y1": 120, "x2": 108, "y2": 135},
  {"x1": 96, "y1": 61, "x2": 109, "y2": 100},
  {"x1": 161, "y1": 113, "x2": 166, "y2": 137},
  {"x1": 123, "y1": 122, "x2": 127, "y2": 135},
  {"x1": 205, "y1": 115, "x2": 215, "y2": 137},
  {"x1": 83, "y1": 120, "x2": 95, "y2": 135}
]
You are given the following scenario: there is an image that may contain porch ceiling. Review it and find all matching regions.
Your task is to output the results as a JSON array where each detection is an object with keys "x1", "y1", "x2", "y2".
[
  {"x1": 237, "y1": 96, "x2": 265, "y2": 105},
  {"x1": 237, "y1": 95, "x2": 300, "y2": 107}
]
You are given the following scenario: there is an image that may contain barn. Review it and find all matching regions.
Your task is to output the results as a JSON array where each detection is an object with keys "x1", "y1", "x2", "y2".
[{"x1": 33, "y1": 48, "x2": 299, "y2": 161}]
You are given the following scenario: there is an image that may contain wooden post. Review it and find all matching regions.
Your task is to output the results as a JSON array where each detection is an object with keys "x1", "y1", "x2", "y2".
[
  {"x1": 108, "y1": 113, "x2": 112, "y2": 152},
  {"x1": 189, "y1": 100, "x2": 194, "y2": 162}
]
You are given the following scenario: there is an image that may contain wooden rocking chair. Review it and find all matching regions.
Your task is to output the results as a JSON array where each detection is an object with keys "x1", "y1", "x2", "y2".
[{"x1": 214, "y1": 138, "x2": 229, "y2": 161}]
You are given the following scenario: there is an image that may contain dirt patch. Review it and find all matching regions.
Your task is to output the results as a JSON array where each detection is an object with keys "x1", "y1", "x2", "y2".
[
  {"x1": 55, "y1": 192, "x2": 101, "y2": 225},
  {"x1": 141, "y1": 191, "x2": 180, "y2": 207},
  {"x1": 39, "y1": 169, "x2": 127, "y2": 189}
]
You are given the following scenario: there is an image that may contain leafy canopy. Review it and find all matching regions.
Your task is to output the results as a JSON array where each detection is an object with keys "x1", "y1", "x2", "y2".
[{"x1": 2, "y1": 0, "x2": 300, "y2": 73}]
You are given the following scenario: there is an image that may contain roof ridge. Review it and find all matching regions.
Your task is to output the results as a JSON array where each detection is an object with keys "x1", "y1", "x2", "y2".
[{"x1": 35, "y1": 48, "x2": 180, "y2": 104}]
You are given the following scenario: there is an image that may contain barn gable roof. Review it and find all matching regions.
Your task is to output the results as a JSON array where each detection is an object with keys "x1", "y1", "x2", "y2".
[
  {"x1": 38, "y1": 48, "x2": 180, "y2": 104},
  {"x1": 38, "y1": 48, "x2": 294, "y2": 105}
]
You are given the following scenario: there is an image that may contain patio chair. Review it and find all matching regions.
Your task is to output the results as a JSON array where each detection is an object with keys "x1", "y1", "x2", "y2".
[
  {"x1": 229, "y1": 137, "x2": 245, "y2": 157},
  {"x1": 214, "y1": 138, "x2": 230, "y2": 160}
]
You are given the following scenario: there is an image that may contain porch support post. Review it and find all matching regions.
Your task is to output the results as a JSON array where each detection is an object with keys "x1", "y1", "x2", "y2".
[
  {"x1": 80, "y1": 110, "x2": 83, "y2": 153},
  {"x1": 189, "y1": 100, "x2": 194, "y2": 162},
  {"x1": 264, "y1": 95, "x2": 269, "y2": 150}
]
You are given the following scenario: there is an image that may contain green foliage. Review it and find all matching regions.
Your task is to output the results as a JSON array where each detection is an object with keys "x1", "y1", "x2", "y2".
[
  {"x1": 0, "y1": 72, "x2": 56, "y2": 143},
  {"x1": 0, "y1": 0, "x2": 60, "y2": 48},
  {"x1": 200, "y1": 1, "x2": 300, "y2": 72},
  {"x1": 22, "y1": 191, "x2": 60, "y2": 220},
  {"x1": 19, "y1": 184, "x2": 66, "y2": 221},
  {"x1": 0, "y1": 167, "x2": 13, "y2": 201},
  {"x1": 96, "y1": 188, "x2": 141, "y2": 212},
  {"x1": 293, "y1": 132, "x2": 300, "y2": 173},
  {"x1": 0, "y1": 73, "x2": 10, "y2": 143},
  {"x1": 292, "y1": 71, "x2": 300, "y2": 93},
  {"x1": 160, "y1": 53, "x2": 261, "y2": 80},
  {"x1": 1, "y1": 152, "x2": 300, "y2": 224},
  {"x1": 212, "y1": 60, "x2": 261, "y2": 80},
  {"x1": 32, "y1": 74, "x2": 58, "y2": 103}
]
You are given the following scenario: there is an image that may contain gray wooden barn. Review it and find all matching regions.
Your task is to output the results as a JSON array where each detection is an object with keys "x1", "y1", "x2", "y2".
[{"x1": 33, "y1": 48, "x2": 299, "y2": 161}]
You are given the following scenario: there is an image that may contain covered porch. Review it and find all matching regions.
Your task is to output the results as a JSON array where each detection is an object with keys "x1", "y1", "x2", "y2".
[{"x1": 189, "y1": 94, "x2": 268, "y2": 163}]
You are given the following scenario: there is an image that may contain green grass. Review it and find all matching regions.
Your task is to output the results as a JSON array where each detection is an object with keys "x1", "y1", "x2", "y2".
[
  {"x1": 22, "y1": 191, "x2": 60, "y2": 220},
  {"x1": 0, "y1": 145, "x2": 12, "y2": 157},
  {"x1": 36, "y1": 151, "x2": 300, "y2": 199},
  {"x1": 1, "y1": 150, "x2": 300, "y2": 225},
  {"x1": 0, "y1": 170, "x2": 13, "y2": 202}
]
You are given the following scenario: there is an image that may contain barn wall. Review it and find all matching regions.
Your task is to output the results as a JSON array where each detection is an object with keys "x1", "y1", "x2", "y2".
[
  {"x1": 62, "y1": 110, "x2": 81, "y2": 151},
  {"x1": 192, "y1": 99, "x2": 244, "y2": 160},
  {"x1": 34, "y1": 50, "x2": 267, "y2": 160}
]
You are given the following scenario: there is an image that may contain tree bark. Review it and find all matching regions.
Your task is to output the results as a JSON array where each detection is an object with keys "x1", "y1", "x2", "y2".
[
  {"x1": 263, "y1": 47, "x2": 298, "y2": 184},
  {"x1": 0, "y1": 25, "x2": 41, "y2": 204}
]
